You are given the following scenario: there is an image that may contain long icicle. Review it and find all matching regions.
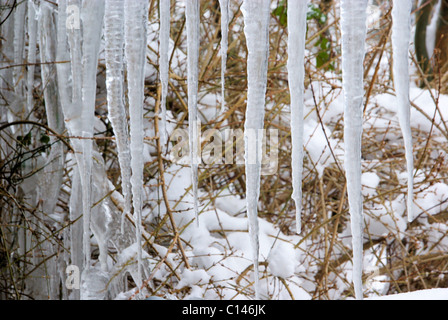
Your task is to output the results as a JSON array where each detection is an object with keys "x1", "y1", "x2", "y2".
[
  {"x1": 56, "y1": 0, "x2": 73, "y2": 115},
  {"x1": 341, "y1": 0, "x2": 368, "y2": 300},
  {"x1": 56, "y1": 1, "x2": 83, "y2": 299},
  {"x1": 392, "y1": 0, "x2": 414, "y2": 222},
  {"x1": 37, "y1": 1, "x2": 65, "y2": 300},
  {"x1": 67, "y1": 0, "x2": 82, "y2": 126},
  {"x1": 13, "y1": 0, "x2": 26, "y2": 97},
  {"x1": 241, "y1": 0, "x2": 271, "y2": 300},
  {"x1": 38, "y1": 0, "x2": 65, "y2": 214},
  {"x1": 104, "y1": 0, "x2": 132, "y2": 233},
  {"x1": 186, "y1": 0, "x2": 200, "y2": 225},
  {"x1": 27, "y1": 0, "x2": 37, "y2": 116},
  {"x1": 80, "y1": 0, "x2": 106, "y2": 271},
  {"x1": 66, "y1": 0, "x2": 86, "y2": 270},
  {"x1": 124, "y1": 0, "x2": 148, "y2": 287},
  {"x1": 288, "y1": 0, "x2": 308, "y2": 234},
  {"x1": 159, "y1": 0, "x2": 170, "y2": 148},
  {"x1": 218, "y1": 0, "x2": 229, "y2": 115}
]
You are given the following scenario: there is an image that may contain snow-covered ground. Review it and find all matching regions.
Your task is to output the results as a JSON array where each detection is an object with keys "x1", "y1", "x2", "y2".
[{"x1": 369, "y1": 288, "x2": 448, "y2": 300}]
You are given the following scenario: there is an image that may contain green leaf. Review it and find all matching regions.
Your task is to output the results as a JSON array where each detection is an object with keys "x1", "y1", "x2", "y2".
[
  {"x1": 273, "y1": 0, "x2": 287, "y2": 27},
  {"x1": 307, "y1": 3, "x2": 327, "y2": 24},
  {"x1": 273, "y1": 6, "x2": 283, "y2": 16},
  {"x1": 40, "y1": 134, "x2": 50, "y2": 145}
]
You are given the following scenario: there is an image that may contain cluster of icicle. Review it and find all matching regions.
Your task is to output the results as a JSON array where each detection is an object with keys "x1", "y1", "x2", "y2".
[
  {"x1": 0, "y1": 0, "x2": 150, "y2": 299},
  {"x1": 241, "y1": 0, "x2": 414, "y2": 300},
  {"x1": 57, "y1": 0, "x2": 149, "y2": 297},
  {"x1": 0, "y1": 0, "x2": 415, "y2": 300},
  {"x1": 61, "y1": 0, "x2": 150, "y2": 296}
]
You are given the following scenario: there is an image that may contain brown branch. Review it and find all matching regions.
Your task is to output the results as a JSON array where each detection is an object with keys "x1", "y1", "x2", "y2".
[
  {"x1": 0, "y1": 60, "x2": 70, "y2": 70},
  {"x1": 154, "y1": 85, "x2": 191, "y2": 269},
  {"x1": 0, "y1": 120, "x2": 73, "y2": 151}
]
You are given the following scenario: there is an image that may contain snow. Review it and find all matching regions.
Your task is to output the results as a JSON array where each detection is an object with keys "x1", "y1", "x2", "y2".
[
  {"x1": 214, "y1": 191, "x2": 246, "y2": 216},
  {"x1": 288, "y1": 0, "x2": 308, "y2": 233},
  {"x1": 392, "y1": 0, "x2": 414, "y2": 222},
  {"x1": 415, "y1": 183, "x2": 448, "y2": 218},
  {"x1": 267, "y1": 241, "x2": 297, "y2": 279},
  {"x1": 341, "y1": 0, "x2": 369, "y2": 300},
  {"x1": 241, "y1": 0, "x2": 271, "y2": 300},
  {"x1": 427, "y1": 223, "x2": 448, "y2": 251},
  {"x1": 176, "y1": 269, "x2": 211, "y2": 289},
  {"x1": 361, "y1": 172, "x2": 380, "y2": 197},
  {"x1": 374, "y1": 88, "x2": 448, "y2": 142},
  {"x1": 303, "y1": 119, "x2": 339, "y2": 176},
  {"x1": 369, "y1": 288, "x2": 448, "y2": 300},
  {"x1": 142, "y1": 163, "x2": 310, "y2": 300},
  {"x1": 364, "y1": 205, "x2": 407, "y2": 239}
]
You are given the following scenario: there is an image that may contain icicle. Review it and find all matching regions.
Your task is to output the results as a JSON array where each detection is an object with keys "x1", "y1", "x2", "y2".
[
  {"x1": 79, "y1": 0, "x2": 105, "y2": 271},
  {"x1": 56, "y1": 0, "x2": 81, "y2": 270},
  {"x1": 77, "y1": 0, "x2": 106, "y2": 297},
  {"x1": 80, "y1": 0, "x2": 106, "y2": 141},
  {"x1": 341, "y1": 0, "x2": 368, "y2": 300},
  {"x1": 124, "y1": 0, "x2": 148, "y2": 287},
  {"x1": 65, "y1": 3, "x2": 85, "y2": 265},
  {"x1": 56, "y1": 0, "x2": 81, "y2": 300},
  {"x1": 13, "y1": 0, "x2": 26, "y2": 97},
  {"x1": 69, "y1": 166, "x2": 83, "y2": 300},
  {"x1": 67, "y1": 0, "x2": 82, "y2": 121},
  {"x1": 392, "y1": 0, "x2": 414, "y2": 222},
  {"x1": 241, "y1": 0, "x2": 271, "y2": 300},
  {"x1": 186, "y1": 0, "x2": 200, "y2": 225},
  {"x1": 56, "y1": 0, "x2": 74, "y2": 120},
  {"x1": 38, "y1": 3, "x2": 64, "y2": 135},
  {"x1": 104, "y1": 0, "x2": 132, "y2": 233},
  {"x1": 159, "y1": 0, "x2": 170, "y2": 147},
  {"x1": 80, "y1": 267, "x2": 110, "y2": 300},
  {"x1": 34, "y1": 2, "x2": 66, "y2": 300},
  {"x1": 218, "y1": 0, "x2": 229, "y2": 114},
  {"x1": 287, "y1": 0, "x2": 308, "y2": 234},
  {"x1": 38, "y1": 1, "x2": 66, "y2": 220},
  {"x1": 80, "y1": 134, "x2": 93, "y2": 271},
  {"x1": 27, "y1": 0, "x2": 37, "y2": 116},
  {"x1": 0, "y1": 0, "x2": 15, "y2": 119}
]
